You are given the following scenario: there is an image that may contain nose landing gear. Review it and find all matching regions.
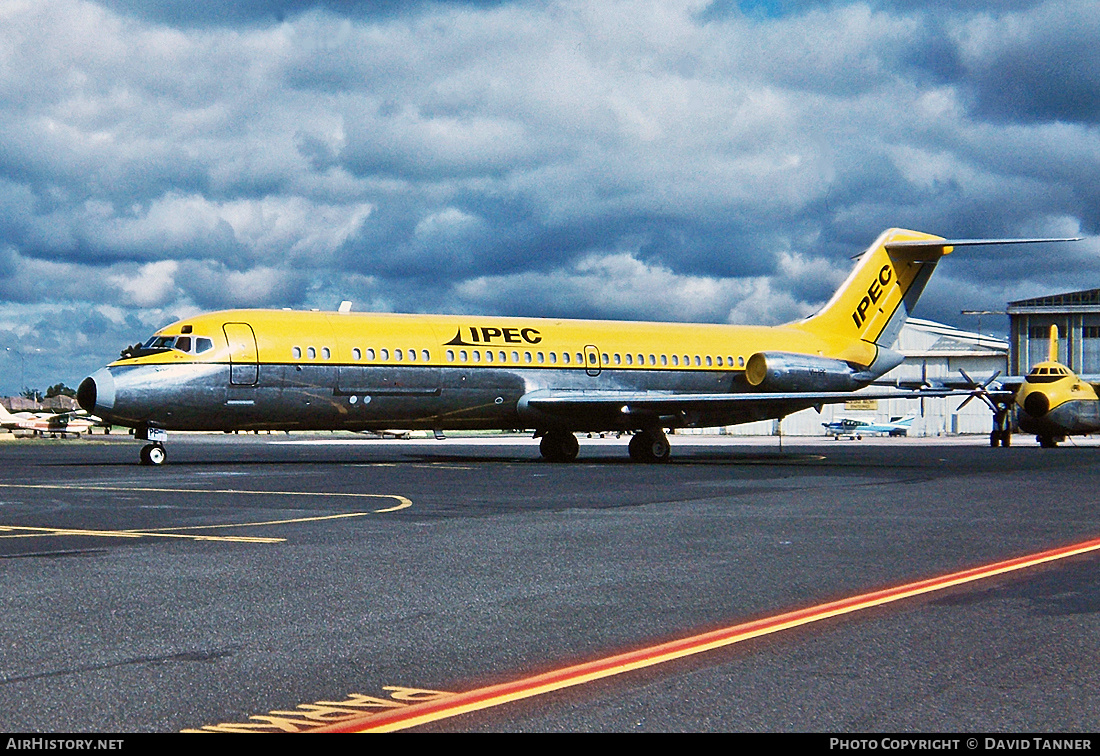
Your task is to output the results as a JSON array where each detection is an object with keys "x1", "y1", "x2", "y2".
[{"x1": 136, "y1": 427, "x2": 169, "y2": 466}]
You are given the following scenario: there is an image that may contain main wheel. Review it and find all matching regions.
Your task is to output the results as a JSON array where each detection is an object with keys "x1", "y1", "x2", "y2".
[
  {"x1": 539, "y1": 431, "x2": 579, "y2": 462},
  {"x1": 628, "y1": 430, "x2": 671, "y2": 463},
  {"x1": 140, "y1": 443, "x2": 168, "y2": 466}
]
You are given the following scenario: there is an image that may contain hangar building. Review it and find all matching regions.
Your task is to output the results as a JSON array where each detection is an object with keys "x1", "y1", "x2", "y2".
[{"x1": 1007, "y1": 288, "x2": 1100, "y2": 376}]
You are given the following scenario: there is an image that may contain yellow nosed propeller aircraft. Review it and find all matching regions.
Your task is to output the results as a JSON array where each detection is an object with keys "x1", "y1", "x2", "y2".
[
  {"x1": 1008, "y1": 325, "x2": 1100, "y2": 447},
  {"x1": 76, "y1": 228, "x2": 1078, "y2": 465}
]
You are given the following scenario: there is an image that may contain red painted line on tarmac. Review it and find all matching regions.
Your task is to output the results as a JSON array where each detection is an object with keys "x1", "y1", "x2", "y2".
[{"x1": 317, "y1": 535, "x2": 1100, "y2": 733}]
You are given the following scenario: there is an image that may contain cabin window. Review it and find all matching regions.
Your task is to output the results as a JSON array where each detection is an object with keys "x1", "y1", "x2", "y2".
[
  {"x1": 446, "y1": 350, "x2": 455, "y2": 362},
  {"x1": 562, "y1": 352, "x2": 570, "y2": 364},
  {"x1": 473, "y1": 350, "x2": 481, "y2": 363},
  {"x1": 394, "y1": 349, "x2": 403, "y2": 361},
  {"x1": 498, "y1": 351, "x2": 506, "y2": 363},
  {"x1": 292, "y1": 346, "x2": 302, "y2": 359},
  {"x1": 706, "y1": 356, "x2": 713, "y2": 366},
  {"x1": 524, "y1": 352, "x2": 532, "y2": 363},
  {"x1": 537, "y1": 352, "x2": 545, "y2": 364},
  {"x1": 716, "y1": 356, "x2": 723, "y2": 366},
  {"x1": 672, "y1": 355, "x2": 679, "y2": 366},
  {"x1": 380, "y1": 348, "x2": 389, "y2": 360},
  {"x1": 694, "y1": 355, "x2": 701, "y2": 366},
  {"x1": 485, "y1": 350, "x2": 494, "y2": 363},
  {"x1": 322, "y1": 347, "x2": 331, "y2": 360},
  {"x1": 625, "y1": 354, "x2": 633, "y2": 365},
  {"x1": 352, "y1": 348, "x2": 362, "y2": 361},
  {"x1": 459, "y1": 350, "x2": 468, "y2": 362},
  {"x1": 512, "y1": 351, "x2": 520, "y2": 363},
  {"x1": 576, "y1": 352, "x2": 583, "y2": 364},
  {"x1": 602, "y1": 353, "x2": 609, "y2": 364},
  {"x1": 737, "y1": 356, "x2": 744, "y2": 367},
  {"x1": 613, "y1": 354, "x2": 621, "y2": 365},
  {"x1": 422, "y1": 350, "x2": 430, "y2": 361},
  {"x1": 649, "y1": 354, "x2": 656, "y2": 365},
  {"x1": 367, "y1": 348, "x2": 376, "y2": 360},
  {"x1": 407, "y1": 349, "x2": 415, "y2": 362},
  {"x1": 549, "y1": 352, "x2": 557, "y2": 364},
  {"x1": 307, "y1": 347, "x2": 316, "y2": 359},
  {"x1": 661, "y1": 355, "x2": 668, "y2": 366}
]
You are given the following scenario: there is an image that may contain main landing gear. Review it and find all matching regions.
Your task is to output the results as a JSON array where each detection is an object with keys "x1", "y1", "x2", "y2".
[
  {"x1": 537, "y1": 428, "x2": 672, "y2": 463},
  {"x1": 539, "y1": 430, "x2": 580, "y2": 462},
  {"x1": 628, "y1": 429, "x2": 671, "y2": 463}
]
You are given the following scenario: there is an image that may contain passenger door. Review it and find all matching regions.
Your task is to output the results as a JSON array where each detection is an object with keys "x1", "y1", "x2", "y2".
[{"x1": 223, "y1": 322, "x2": 259, "y2": 386}]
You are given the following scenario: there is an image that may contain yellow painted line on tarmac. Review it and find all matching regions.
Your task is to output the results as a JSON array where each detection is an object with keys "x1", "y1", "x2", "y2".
[
  {"x1": 0, "y1": 485, "x2": 411, "y2": 542},
  {"x1": 0, "y1": 525, "x2": 283, "y2": 543},
  {"x1": 318, "y1": 534, "x2": 1100, "y2": 733},
  {"x1": 0, "y1": 483, "x2": 412, "y2": 513}
]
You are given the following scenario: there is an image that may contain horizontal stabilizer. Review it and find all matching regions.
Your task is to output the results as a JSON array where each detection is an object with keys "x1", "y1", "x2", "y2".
[{"x1": 885, "y1": 237, "x2": 1081, "y2": 254}]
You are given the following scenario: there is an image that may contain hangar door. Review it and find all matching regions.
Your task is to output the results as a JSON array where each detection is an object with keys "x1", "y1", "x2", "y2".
[{"x1": 223, "y1": 322, "x2": 259, "y2": 386}]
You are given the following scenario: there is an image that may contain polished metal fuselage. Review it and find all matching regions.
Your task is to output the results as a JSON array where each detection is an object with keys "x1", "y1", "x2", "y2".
[{"x1": 87, "y1": 359, "x2": 809, "y2": 434}]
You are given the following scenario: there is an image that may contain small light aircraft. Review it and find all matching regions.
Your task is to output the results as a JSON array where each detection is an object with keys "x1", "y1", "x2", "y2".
[
  {"x1": 76, "y1": 229, "x2": 1078, "y2": 465},
  {"x1": 823, "y1": 412, "x2": 916, "y2": 440},
  {"x1": 0, "y1": 403, "x2": 99, "y2": 438}
]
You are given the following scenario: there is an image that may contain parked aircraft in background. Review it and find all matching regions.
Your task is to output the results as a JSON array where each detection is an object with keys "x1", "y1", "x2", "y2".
[
  {"x1": 76, "y1": 229, "x2": 1078, "y2": 465},
  {"x1": 1008, "y1": 325, "x2": 1100, "y2": 447},
  {"x1": 0, "y1": 404, "x2": 100, "y2": 437},
  {"x1": 823, "y1": 412, "x2": 916, "y2": 440}
]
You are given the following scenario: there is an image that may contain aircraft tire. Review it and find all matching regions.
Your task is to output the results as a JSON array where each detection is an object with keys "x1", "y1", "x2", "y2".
[
  {"x1": 990, "y1": 431, "x2": 1000, "y2": 447},
  {"x1": 629, "y1": 430, "x2": 671, "y2": 463},
  {"x1": 140, "y1": 443, "x2": 168, "y2": 466},
  {"x1": 539, "y1": 431, "x2": 579, "y2": 463},
  {"x1": 1038, "y1": 435, "x2": 1058, "y2": 448}
]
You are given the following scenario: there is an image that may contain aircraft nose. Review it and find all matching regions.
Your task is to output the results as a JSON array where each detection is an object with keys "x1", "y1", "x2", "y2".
[
  {"x1": 78, "y1": 369, "x2": 115, "y2": 415},
  {"x1": 1023, "y1": 391, "x2": 1049, "y2": 418}
]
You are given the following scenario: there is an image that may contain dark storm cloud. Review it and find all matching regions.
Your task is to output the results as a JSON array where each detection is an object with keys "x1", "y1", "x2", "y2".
[{"x1": 97, "y1": 0, "x2": 514, "y2": 27}]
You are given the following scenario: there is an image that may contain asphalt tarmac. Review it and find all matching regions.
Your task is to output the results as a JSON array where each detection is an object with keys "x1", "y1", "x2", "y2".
[{"x1": 0, "y1": 431, "x2": 1098, "y2": 734}]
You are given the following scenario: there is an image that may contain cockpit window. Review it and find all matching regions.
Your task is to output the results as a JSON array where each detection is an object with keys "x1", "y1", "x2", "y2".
[{"x1": 124, "y1": 334, "x2": 214, "y2": 359}]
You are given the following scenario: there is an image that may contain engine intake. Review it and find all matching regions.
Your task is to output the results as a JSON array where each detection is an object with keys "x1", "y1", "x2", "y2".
[{"x1": 745, "y1": 352, "x2": 860, "y2": 392}]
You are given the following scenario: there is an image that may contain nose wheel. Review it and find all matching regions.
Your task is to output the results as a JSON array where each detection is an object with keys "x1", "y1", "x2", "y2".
[{"x1": 140, "y1": 443, "x2": 167, "y2": 466}]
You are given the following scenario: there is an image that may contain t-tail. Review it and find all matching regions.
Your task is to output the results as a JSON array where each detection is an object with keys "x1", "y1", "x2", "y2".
[{"x1": 795, "y1": 229, "x2": 1080, "y2": 379}]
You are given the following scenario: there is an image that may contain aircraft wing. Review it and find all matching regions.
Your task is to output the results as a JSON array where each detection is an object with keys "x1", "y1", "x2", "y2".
[{"x1": 520, "y1": 387, "x2": 978, "y2": 422}]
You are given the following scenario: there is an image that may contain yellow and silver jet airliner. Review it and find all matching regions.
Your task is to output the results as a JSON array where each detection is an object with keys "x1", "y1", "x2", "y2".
[{"x1": 76, "y1": 228, "x2": 1076, "y2": 465}]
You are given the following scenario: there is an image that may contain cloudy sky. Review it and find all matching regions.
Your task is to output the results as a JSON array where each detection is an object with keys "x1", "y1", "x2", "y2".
[{"x1": 1, "y1": 0, "x2": 1098, "y2": 393}]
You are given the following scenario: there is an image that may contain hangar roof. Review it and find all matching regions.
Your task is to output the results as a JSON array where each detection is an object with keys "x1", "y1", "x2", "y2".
[{"x1": 1008, "y1": 288, "x2": 1100, "y2": 312}]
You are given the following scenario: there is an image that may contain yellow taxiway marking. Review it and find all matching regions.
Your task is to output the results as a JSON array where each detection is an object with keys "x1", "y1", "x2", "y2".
[
  {"x1": 315, "y1": 534, "x2": 1100, "y2": 732},
  {"x1": 0, "y1": 484, "x2": 412, "y2": 543},
  {"x1": 0, "y1": 483, "x2": 412, "y2": 513}
]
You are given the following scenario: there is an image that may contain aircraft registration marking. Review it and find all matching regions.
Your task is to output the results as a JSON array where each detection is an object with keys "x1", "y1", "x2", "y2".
[
  {"x1": 0, "y1": 484, "x2": 412, "y2": 543},
  {"x1": 308, "y1": 534, "x2": 1100, "y2": 732}
]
